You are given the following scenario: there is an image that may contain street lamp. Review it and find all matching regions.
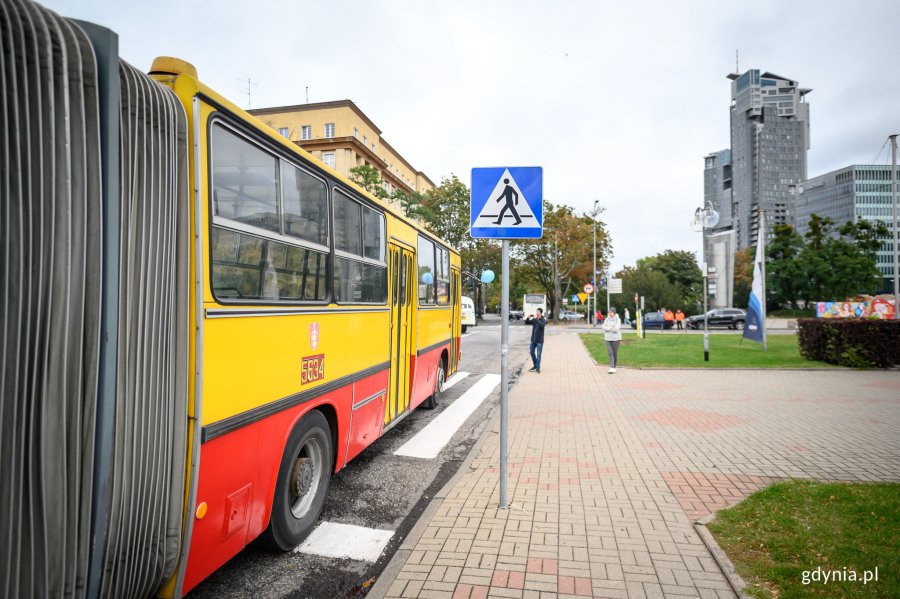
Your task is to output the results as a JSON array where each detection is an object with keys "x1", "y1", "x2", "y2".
[
  {"x1": 592, "y1": 200, "x2": 599, "y2": 327},
  {"x1": 690, "y1": 202, "x2": 720, "y2": 361}
]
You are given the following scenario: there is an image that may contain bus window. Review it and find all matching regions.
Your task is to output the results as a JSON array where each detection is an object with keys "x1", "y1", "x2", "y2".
[
  {"x1": 333, "y1": 189, "x2": 387, "y2": 303},
  {"x1": 417, "y1": 236, "x2": 435, "y2": 304},
  {"x1": 211, "y1": 124, "x2": 280, "y2": 234},
  {"x1": 363, "y1": 209, "x2": 385, "y2": 261},
  {"x1": 282, "y1": 161, "x2": 327, "y2": 246},
  {"x1": 436, "y1": 247, "x2": 450, "y2": 305},
  {"x1": 210, "y1": 122, "x2": 329, "y2": 303}
]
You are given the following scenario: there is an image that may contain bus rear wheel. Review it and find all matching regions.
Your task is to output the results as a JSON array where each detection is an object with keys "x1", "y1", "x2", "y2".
[
  {"x1": 258, "y1": 410, "x2": 332, "y2": 551},
  {"x1": 424, "y1": 358, "x2": 446, "y2": 410}
]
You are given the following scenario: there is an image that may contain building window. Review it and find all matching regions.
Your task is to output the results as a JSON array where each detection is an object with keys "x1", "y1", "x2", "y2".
[
  {"x1": 301, "y1": 125, "x2": 311, "y2": 140},
  {"x1": 363, "y1": 135, "x2": 367, "y2": 146},
  {"x1": 353, "y1": 127, "x2": 359, "y2": 139},
  {"x1": 277, "y1": 127, "x2": 289, "y2": 138},
  {"x1": 322, "y1": 151, "x2": 335, "y2": 169},
  {"x1": 325, "y1": 123, "x2": 335, "y2": 138}
]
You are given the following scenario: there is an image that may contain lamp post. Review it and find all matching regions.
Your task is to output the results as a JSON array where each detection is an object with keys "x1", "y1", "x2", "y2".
[
  {"x1": 890, "y1": 134, "x2": 898, "y2": 319},
  {"x1": 691, "y1": 203, "x2": 720, "y2": 361},
  {"x1": 593, "y1": 200, "x2": 598, "y2": 327}
]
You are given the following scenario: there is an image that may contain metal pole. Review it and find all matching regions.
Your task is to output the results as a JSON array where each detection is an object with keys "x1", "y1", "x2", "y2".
[
  {"x1": 500, "y1": 240, "x2": 510, "y2": 508},
  {"x1": 593, "y1": 219, "x2": 597, "y2": 326},
  {"x1": 593, "y1": 200, "x2": 598, "y2": 327},
  {"x1": 703, "y1": 261, "x2": 709, "y2": 362},
  {"x1": 891, "y1": 134, "x2": 899, "y2": 320}
]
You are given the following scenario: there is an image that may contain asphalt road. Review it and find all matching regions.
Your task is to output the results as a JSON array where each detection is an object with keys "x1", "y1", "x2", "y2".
[{"x1": 187, "y1": 316, "x2": 532, "y2": 599}]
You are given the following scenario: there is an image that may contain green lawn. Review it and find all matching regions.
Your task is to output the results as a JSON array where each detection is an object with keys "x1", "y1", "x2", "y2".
[
  {"x1": 706, "y1": 481, "x2": 899, "y2": 598},
  {"x1": 580, "y1": 332, "x2": 834, "y2": 368}
]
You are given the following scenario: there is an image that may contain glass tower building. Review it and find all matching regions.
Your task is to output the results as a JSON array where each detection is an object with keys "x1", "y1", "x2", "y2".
[{"x1": 728, "y1": 70, "x2": 811, "y2": 249}]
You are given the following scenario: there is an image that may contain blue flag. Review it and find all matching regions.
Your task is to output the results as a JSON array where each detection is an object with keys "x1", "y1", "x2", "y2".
[{"x1": 743, "y1": 214, "x2": 766, "y2": 344}]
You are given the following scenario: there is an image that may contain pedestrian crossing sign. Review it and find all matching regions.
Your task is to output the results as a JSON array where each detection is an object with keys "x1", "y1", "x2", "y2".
[{"x1": 470, "y1": 167, "x2": 543, "y2": 239}]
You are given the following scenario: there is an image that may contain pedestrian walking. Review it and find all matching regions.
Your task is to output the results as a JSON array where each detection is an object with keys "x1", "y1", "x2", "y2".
[
  {"x1": 664, "y1": 308, "x2": 674, "y2": 331},
  {"x1": 624, "y1": 308, "x2": 630, "y2": 326},
  {"x1": 675, "y1": 309, "x2": 685, "y2": 331},
  {"x1": 601, "y1": 307, "x2": 622, "y2": 373},
  {"x1": 525, "y1": 307, "x2": 546, "y2": 373}
]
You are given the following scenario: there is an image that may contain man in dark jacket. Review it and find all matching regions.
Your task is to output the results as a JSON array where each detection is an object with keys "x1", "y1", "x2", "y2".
[{"x1": 526, "y1": 308, "x2": 546, "y2": 373}]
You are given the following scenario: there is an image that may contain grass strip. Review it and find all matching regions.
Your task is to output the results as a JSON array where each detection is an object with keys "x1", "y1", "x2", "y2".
[
  {"x1": 706, "y1": 480, "x2": 899, "y2": 598},
  {"x1": 580, "y1": 332, "x2": 834, "y2": 368}
]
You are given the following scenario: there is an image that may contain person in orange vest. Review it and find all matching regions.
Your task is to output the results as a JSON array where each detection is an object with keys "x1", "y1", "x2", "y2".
[
  {"x1": 675, "y1": 309, "x2": 685, "y2": 331},
  {"x1": 664, "y1": 308, "x2": 675, "y2": 330}
]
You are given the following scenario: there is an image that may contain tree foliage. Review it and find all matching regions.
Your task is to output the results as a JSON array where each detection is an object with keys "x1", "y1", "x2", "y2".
[
  {"x1": 636, "y1": 250, "x2": 702, "y2": 310},
  {"x1": 767, "y1": 215, "x2": 888, "y2": 307},
  {"x1": 514, "y1": 201, "x2": 611, "y2": 318},
  {"x1": 732, "y1": 247, "x2": 754, "y2": 309},
  {"x1": 348, "y1": 164, "x2": 388, "y2": 199},
  {"x1": 766, "y1": 224, "x2": 805, "y2": 309},
  {"x1": 617, "y1": 265, "x2": 683, "y2": 314}
]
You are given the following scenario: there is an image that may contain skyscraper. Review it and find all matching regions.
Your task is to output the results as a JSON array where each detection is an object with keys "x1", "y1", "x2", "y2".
[{"x1": 728, "y1": 70, "x2": 811, "y2": 249}]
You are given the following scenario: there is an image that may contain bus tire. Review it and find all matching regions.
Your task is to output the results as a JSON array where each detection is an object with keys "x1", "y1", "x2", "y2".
[
  {"x1": 258, "y1": 410, "x2": 332, "y2": 551},
  {"x1": 423, "y1": 357, "x2": 446, "y2": 410}
]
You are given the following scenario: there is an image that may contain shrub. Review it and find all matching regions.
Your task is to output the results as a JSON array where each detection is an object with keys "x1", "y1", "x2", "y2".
[{"x1": 797, "y1": 318, "x2": 900, "y2": 368}]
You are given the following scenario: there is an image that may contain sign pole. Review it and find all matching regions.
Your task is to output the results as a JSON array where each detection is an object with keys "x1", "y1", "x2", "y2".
[
  {"x1": 470, "y1": 166, "x2": 542, "y2": 510},
  {"x1": 499, "y1": 240, "x2": 510, "y2": 509}
]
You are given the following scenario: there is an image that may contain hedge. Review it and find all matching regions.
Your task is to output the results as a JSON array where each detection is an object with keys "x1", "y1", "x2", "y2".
[{"x1": 797, "y1": 318, "x2": 900, "y2": 368}]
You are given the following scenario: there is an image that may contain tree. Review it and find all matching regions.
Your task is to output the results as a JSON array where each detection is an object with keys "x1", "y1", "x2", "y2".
[
  {"x1": 636, "y1": 250, "x2": 702, "y2": 310},
  {"x1": 617, "y1": 264, "x2": 683, "y2": 315},
  {"x1": 514, "y1": 201, "x2": 611, "y2": 318},
  {"x1": 419, "y1": 175, "x2": 472, "y2": 251},
  {"x1": 797, "y1": 215, "x2": 887, "y2": 303},
  {"x1": 732, "y1": 247, "x2": 754, "y2": 309},
  {"x1": 348, "y1": 165, "x2": 388, "y2": 199},
  {"x1": 766, "y1": 224, "x2": 805, "y2": 309},
  {"x1": 391, "y1": 189, "x2": 434, "y2": 222}
]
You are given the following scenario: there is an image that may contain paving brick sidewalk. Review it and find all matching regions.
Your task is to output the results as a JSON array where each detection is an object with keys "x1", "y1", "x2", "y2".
[{"x1": 373, "y1": 333, "x2": 900, "y2": 599}]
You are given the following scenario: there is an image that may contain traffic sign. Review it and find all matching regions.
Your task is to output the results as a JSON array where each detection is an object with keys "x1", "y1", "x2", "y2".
[
  {"x1": 470, "y1": 167, "x2": 543, "y2": 239},
  {"x1": 583, "y1": 284, "x2": 594, "y2": 294},
  {"x1": 608, "y1": 278, "x2": 622, "y2": 294}
]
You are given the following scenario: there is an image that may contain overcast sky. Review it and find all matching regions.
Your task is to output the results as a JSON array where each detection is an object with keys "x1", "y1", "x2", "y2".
[{"x1": 46, "y1": 0, "x2": 900, "y2": 273}]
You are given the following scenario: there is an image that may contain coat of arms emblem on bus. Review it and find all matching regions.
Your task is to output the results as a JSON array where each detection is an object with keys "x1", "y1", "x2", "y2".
[{"x1": 309, "y1": 322, "x2": 320, "y2": 350}]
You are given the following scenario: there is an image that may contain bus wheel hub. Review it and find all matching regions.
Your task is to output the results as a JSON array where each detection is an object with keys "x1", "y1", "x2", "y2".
[{"x1": 292, "y1": 458, "x2": 314, "y2": 497}]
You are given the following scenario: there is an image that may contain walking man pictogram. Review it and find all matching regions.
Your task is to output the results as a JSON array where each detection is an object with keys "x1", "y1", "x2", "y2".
[{"x1": 493, "y1": 178, "x2": 522, "y2": 225}]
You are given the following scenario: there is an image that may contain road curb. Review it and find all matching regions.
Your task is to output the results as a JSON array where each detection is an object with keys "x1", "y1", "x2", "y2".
[
  {"x1": 694, "y1": 513, "x2": 753, "y2": 599},
  {"x1": 366, "y1": 364, "x2": 518, "y2": 599}
]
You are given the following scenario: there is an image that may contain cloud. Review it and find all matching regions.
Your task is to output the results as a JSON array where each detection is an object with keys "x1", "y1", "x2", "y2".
[{"x1": 42, "y1": 0, "x2": 900, "y2": 273}]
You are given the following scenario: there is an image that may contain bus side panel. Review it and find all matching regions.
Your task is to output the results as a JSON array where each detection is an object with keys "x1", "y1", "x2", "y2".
[
  {"x1": 181, "y1": 394, "x2": 351, "y2": 594},
  {"x1": 346, "y1": 369, "x2": 390, "y2": 463},
  {"x1": 409, "y1": 343, "x2": 448, "y2": 410}
]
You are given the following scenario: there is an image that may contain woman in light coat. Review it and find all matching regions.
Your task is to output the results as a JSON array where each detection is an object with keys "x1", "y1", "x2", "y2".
[{"x1": 601, "y1": 307, "x2": 622, "y2": 373}]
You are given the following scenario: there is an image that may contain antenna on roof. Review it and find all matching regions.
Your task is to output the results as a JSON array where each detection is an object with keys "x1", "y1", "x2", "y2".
[
  {"x1": 238, "y1": 77, "x2": 257, "y2": 109},
  {"x1": 306, "y1": 86, "x2": 309, "y2": 104},
  {"x1": 736, "y1": 49, "x2": 739, "y2": 74}
]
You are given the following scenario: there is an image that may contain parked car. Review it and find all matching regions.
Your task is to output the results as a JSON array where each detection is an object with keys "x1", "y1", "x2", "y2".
[
  {"x1": 509, "y1": 309, "x2": 524, "y2": 320},
  {"x1": 685, "y1": 308, "x2": 747, "y2": 330},
  {"x1": 630, "y1": 311, "x2": 674, "y2": 330},
  {"x1": 558, "y1": 310, "x2": 585, "y2": 321}
]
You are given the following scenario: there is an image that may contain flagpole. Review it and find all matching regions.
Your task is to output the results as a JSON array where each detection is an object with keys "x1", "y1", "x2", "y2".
[{"x1": 760, "y1": 210, "x2": 767, "y2": 351}]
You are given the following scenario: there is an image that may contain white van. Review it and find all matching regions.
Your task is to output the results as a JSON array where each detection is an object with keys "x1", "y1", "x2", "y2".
[{"x1": 461, "y1": 296, "x2": 476, "y2": 333}]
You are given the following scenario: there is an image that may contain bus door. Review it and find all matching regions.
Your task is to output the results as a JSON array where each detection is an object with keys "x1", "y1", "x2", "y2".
[
  {"x1": 450, "y1": 268, "x2": 461, "y2": 372},
  {"x1": 387, "y1": 244, "x2": 415, "y2": 422}
]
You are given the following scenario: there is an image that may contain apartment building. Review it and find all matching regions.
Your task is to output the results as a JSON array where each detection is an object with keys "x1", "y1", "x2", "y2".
[{"x1": 248, "y1": 100, "x2": 434, "y2": 197}]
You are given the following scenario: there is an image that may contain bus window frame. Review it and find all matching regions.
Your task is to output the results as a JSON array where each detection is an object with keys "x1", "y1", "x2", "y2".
[
  {"x1": 417, "y1": 233, "x2": 451, "y2": 309},
  {"x1": 331, "y1": 185, "x2": 388, "y2": 306},
  {"x1": 207, "y1": 115, "x2": 332, "y2": 306}
]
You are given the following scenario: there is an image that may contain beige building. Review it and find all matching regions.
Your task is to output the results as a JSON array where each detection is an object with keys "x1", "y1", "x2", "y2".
[{"x1": 248, "y1": 100, "x2": 435, "y2": 198}]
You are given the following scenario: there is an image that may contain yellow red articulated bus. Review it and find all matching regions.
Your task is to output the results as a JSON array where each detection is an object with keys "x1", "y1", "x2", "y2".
[{"x1": 0, "y1": 1, "x2": 461, "y2": 596}]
